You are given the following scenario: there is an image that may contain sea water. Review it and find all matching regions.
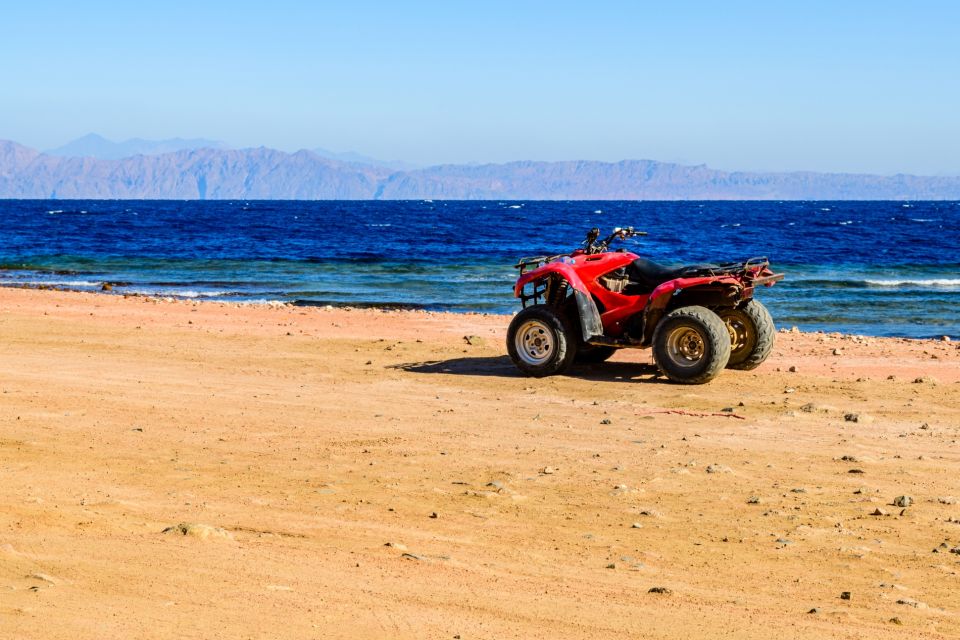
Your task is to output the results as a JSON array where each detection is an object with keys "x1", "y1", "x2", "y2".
[{"x1": 1, "y1": 200, "x2": 957, "y2": 338}]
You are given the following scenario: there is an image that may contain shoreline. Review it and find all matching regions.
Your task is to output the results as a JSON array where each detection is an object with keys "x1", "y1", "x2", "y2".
[
  {"x1": 2, "y1": 282, "x2": 957, "y2": 342},
  {"x1": 2, "y1": 286, "x2": 959, "y2": 638}
]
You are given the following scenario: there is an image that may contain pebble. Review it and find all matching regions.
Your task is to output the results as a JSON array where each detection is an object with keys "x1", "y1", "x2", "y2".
[
  {"x1": 600, "y1": 418, "x2": 612, "y2": 425},
  {"x1": 648, "y1": 586, "x2": 672, "y2": 594},
  {"x1": 844, "y1": 412, "x2": 873, "y2": 424},
  {"x1": 746, "y1": 496, "x2": 761, "y2": 504},
  {"x1": 384, "y1": 542, "x2": 408, "y2": 551},
  {"x1": 833, "y1": 348, "x2": 843, "y2": 356},
  {"x1": 788, "y1": 365, "x2": 798, "y2": 373},
  {"x1": 162, "y1": 523, "x2": 233, "y2": 540},
  {"x1": 541, "y1": 466, "x2": 555, "y2": 475},
  {"x1": 896, "y1": 598, "x2": 927, "y2": 609},
  {"x1": 631, "y1": 522, "x2": 643, "y2": 529},
  {"x1": 706, "y1": 464, "x2": 732, "y2": 474},
  {"x1": 871, "y1": 508, "x2": 888, "y2": 516},
  {"x1": 807, "y1": 607, "x2": 820, "y2": 614},
  {"x1": 892, "y1": 495, "x2": 913, "y2": 508},
  {"x1": 840, "y1": 591, "x2": 851, "y2": 600}
]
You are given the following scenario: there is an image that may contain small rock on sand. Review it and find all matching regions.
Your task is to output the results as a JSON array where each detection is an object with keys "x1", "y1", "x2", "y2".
[
  {"x1": 541, "y1": 466, "x2": 556, "y2": 475},
  {"x1": 162, "y1": 523, "x2": 233, "y2": 540},
  {"x1": 706, "y1": 464, "x2": 732, "y2": 474},
  {"x1": 871, "y1": 508, "x2": 888, "y2": 516},
  {"x1": 844, "y1": 412, "x2": 873, "y2": 424},
  {"x1": 896, "y1": 598, "x2": 927, "y2": 609},
  {"x1": 648, "y1": 586, "x2": 672, "y2": 594},
  {"x1": 746, "y1": 496, "x2": 761, "y2": 504},
  {"x1": 892, "y1": 495, "x2": 913, "y2": 508}
]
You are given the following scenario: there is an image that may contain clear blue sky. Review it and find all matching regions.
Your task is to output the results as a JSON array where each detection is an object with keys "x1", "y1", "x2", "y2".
[{"x1": 3, "y1": 1, "x2": 958, "y2": 174}]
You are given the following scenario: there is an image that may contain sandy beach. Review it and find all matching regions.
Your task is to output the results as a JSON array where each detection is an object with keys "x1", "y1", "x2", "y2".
[{"x1": 1, "y1": 287, "x2": 958, "y2": 639}]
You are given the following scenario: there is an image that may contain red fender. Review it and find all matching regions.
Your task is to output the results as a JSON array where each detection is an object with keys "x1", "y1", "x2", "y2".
[
  {"x1": 646, "y1": 275, "x2": 744, "y2": 311},
  {"x1": 513, "y1": 262, "x2": 589, "y2": 297}
]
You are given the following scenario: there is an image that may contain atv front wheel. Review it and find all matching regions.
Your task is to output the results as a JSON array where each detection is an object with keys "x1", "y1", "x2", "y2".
[
  {"x1": 574, "y1": 343, "x2": 618, "y2": 364},
  {"x1": 652, "y1": 306, "x2": 731, "y2": 384},
  {"x1": 718, "y1": 300, "x2": 775, "y2": 370},
  {"x1": 507, "y1": 305, "x2": 578, "y2": 377}
]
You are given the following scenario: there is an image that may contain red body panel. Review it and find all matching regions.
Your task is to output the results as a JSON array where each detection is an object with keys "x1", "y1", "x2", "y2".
[{"x1": 515, "y1": 251, "x2": 754, "y2": 338}]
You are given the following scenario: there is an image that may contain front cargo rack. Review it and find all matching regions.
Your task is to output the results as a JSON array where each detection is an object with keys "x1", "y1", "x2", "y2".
[{"x1": 514, "y1": 254, "x2": 564, "y2": 308}]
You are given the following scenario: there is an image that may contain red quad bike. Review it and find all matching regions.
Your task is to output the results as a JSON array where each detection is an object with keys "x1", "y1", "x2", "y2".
[{"x1": 507, "y1": 227, "x2": 784, "y2": 384}]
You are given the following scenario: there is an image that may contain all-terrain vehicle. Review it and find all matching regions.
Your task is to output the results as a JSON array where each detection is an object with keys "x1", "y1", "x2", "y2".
[{"x1": 507, "y1": 227, "x2": 784, "y2": 384}]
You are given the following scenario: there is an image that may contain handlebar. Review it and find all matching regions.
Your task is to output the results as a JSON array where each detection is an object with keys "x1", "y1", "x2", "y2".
[{"x1": 583, "y1": 226, "x2": 647, "y2": 254}]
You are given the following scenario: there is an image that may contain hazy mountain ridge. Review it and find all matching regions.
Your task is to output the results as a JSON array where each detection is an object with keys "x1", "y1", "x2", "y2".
[
  {"x1": 45, "y1": 133, "x2": 229, "y2": 160},
  {"x1": 2, "y1": 140, "x2": 959, "y2": 200}
]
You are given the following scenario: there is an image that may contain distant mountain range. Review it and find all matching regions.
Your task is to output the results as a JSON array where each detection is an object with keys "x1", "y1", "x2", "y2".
[
  {"x1": 2, "y1": 138, "x2": 959, "y2": 200},
  {"x1": 45, "y1": 133, "x2": 229, "y2": 160}
]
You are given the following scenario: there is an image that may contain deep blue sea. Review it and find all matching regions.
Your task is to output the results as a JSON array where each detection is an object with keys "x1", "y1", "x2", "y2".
[{"x1": 1, "y1": 200, "x2": 958, "y2": 338}]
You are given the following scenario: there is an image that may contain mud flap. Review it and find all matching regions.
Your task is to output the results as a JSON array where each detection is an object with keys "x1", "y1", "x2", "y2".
[{"x1": 574, "y1": 289, "x2": 604, "y2": 342}]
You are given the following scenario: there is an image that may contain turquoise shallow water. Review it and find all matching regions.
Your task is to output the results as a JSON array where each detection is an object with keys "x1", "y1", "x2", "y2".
[{"x1": 1, "y1": 200, "x2": 958, "y2": 338}]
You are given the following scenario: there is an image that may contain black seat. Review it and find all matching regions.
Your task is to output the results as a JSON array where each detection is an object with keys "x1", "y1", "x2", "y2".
[{"x1": 626, "y1": 258, "x2": 720, "y2": 293}]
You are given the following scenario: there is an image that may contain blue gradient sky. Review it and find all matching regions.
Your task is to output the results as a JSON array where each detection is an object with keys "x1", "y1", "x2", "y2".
[{"x1": 3, "y1": 1, "x2": 958, "y2": 173}]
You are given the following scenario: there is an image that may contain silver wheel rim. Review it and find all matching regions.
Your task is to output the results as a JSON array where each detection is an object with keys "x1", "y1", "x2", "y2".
[
  {"x1": 665, "y1": 326, "x2": 706, "y2": 368},
  {"x1": 515, "y1": 320, "x2": 555, "y2": 366}
]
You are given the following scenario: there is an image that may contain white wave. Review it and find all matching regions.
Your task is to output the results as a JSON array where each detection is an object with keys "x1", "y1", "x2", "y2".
[
  {"x1": 366, "y1": 223, "x2": 392, "y2": 227},
  {"x1": 508, "y1": 205, "x2": 523, "y2": 209},
  {"x1": 865, "y1": 278, "x2": 960, "y2": 288},
  {"x1": 593, "y1": 209, "x2": 602, "y2": 213},
  {"x1": 47, "y1": 209, "x2": 64, "y2": 214},
  {"x1": 838, "y1": 220, "x2": 853, "y2": 225},
  {"x1": 910, "y1": 218, "x2": 937, "y2": 222},
  {"x1": 124, "y1": 289, "x2": 234, "y2": 298}
]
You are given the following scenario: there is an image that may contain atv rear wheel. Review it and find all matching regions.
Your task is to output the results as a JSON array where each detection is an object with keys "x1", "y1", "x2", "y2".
[
  {"x1": 652, "y1": 306, "x2": 731, "y2": 384},
  {"x1": 718, "y1": 300, "x2": 775, "y2": 370},
  {"x1": 574, "y1": 343, "x2": 618, "y2": 364},
  {"x1": 507, "y1": 305, "x2": 578, "y2": 377}
]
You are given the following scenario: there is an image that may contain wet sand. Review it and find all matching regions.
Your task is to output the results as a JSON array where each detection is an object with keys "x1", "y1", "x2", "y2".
[{"x1": 1, "y1": 288, "x2": 958, "y2": 639}]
